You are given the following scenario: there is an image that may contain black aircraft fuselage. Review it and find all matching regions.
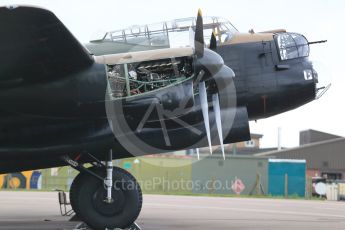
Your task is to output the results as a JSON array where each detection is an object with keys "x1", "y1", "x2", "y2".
[
  {"x1": 219, "y1": 34, "x2": 317, "y2": 120},
  {"x1": 0, "y1": 7, "x2": 322, "y2": 174}
]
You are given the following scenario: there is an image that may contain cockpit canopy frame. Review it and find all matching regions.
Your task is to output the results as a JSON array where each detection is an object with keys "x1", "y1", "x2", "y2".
[{"x1": 91, "y1": 16, "x2": 238, "y2": 48}]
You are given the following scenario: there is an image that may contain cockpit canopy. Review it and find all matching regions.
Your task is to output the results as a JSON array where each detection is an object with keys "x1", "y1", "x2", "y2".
[
  {"x1": 275, "y1": 33, "x2": 309, "y2": 60},
  {"x1": 91, "y1": 16, "x2": 238, "y2": 48}
]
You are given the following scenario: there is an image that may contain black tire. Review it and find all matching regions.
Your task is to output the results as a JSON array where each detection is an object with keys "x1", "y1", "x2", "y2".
[
  {"x1": 69, "y1": 171, "x2": 86, "y2": 216},
  {"x1": 70, "y1": 166, "x2": 106, "y2": 218},
  {"x1": 72, "y1": 167, "x2": 142, "y2": 230}
]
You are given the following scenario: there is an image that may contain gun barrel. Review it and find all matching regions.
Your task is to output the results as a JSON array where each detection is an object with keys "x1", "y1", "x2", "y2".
[{"x1": 308, "y1": 40, "x2": 327, "y2": 45}]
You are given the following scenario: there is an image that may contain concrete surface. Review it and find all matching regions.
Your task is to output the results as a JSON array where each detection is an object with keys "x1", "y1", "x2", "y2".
[{"x1": 0, "y1": 192, "x2": 344, "y2": 229}]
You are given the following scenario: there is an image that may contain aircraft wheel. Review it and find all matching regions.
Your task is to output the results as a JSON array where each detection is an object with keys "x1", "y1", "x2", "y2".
[
  {"x1": 71, "y1": 167, "x2": 142, "y2": 229},
  {"x1": 69, "y1": 171, "x2": 84, "y2": 216}
]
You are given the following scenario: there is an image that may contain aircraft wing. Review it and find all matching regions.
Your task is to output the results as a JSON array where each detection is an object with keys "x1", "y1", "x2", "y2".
[{"x1": 0, "y1": 5, "x2": 93, "y2": 85}]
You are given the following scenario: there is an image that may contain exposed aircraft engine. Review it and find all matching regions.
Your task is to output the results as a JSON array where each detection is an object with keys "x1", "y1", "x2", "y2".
[{"x1": 107, "y1": 56, "x2": 194, "y2": 97}]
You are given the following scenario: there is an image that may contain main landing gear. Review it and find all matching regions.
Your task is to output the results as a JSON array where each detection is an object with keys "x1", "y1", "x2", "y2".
[{"x1": 63, "y1": 151, "x2": 142, "y2": 230}]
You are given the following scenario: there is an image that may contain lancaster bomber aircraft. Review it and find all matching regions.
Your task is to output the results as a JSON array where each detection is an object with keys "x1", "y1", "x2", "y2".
[{"x1": 0, "y1": 5, "x2": 329, "y2": 230}]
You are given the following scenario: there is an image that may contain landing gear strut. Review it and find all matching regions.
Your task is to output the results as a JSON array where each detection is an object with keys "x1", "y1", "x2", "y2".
[
  {"x1": 63, "y1": 152, "x2": 142, "y2": 229},
  {"x1": 105, "y1": 150, "x2": 114, "y2": 204}
]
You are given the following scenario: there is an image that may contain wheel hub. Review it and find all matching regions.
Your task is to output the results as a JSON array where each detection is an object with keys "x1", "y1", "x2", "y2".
[{"x1": 92, "y1": 187, "x2": 125, "y2": 216}]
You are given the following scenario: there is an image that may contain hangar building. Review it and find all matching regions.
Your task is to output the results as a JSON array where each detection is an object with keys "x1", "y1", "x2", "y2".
[{"x1": 255, "y1": 130, "x2": 345, "y2": 180}]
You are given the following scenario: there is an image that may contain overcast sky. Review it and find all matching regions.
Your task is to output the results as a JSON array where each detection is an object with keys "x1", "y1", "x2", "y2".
[{"x1": 1, "y1": 0, "x2": 344, "y2": 148}]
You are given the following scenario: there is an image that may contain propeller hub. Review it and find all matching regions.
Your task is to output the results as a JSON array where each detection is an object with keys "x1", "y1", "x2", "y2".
[{"x1": 194, "y1": 49, "x2": 224, "y2": 81}]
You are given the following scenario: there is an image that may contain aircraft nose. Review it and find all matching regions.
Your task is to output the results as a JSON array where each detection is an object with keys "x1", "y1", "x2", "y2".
[{"x1": 311, "y1": 62, "x2": 331, "y2": 99}]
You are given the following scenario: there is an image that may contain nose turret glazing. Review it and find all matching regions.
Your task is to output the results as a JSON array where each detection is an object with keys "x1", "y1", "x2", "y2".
[
  {"x1": 275, "y1": 32, "x2": 309, "y2": 60},
  {"x1": 275, "y1": 32, "x2": 330, "y2": 99}
]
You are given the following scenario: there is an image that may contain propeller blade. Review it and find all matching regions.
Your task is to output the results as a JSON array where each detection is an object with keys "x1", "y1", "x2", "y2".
[
  {"x1": 196, "y1": 148, "x2": 200, "y2": 160},
  {"x1": 210, "y1": 32, "x2": 217, "y2": 51},
  {"x1": 195, "y1": 9, "x2": 204, "y2": 57},
  {"x1": 199, "y1": 81, "x2": 212, "y2": 154},
  {"x1": 212, "y1": 93, "x2": 225, "y2": 160}
]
